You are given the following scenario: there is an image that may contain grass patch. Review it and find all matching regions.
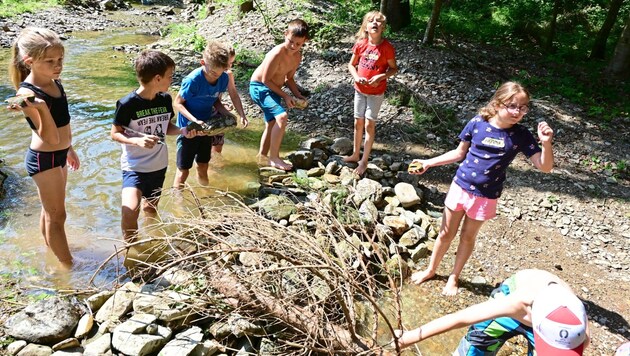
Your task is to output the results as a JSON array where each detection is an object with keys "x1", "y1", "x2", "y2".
[
  {"x1": 161, "y1": 23, "x2": 206, "y2": 53},
  {"x1": 232, "y1": 47, "x2": 264, "y2": 83},
  {"x1": 0, "y1": 0, "x2": 57, "y2": 17}
]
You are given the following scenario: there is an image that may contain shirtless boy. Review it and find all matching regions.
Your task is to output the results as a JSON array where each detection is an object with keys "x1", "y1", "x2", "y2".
[{"x1": 249, "y1": 19, "x2": 309, "y2": 171}]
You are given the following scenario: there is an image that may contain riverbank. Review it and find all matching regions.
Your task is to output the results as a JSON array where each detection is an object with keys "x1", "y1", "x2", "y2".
[{"x1": 0, "y1": 1, "x2": 628, "y2": 355}]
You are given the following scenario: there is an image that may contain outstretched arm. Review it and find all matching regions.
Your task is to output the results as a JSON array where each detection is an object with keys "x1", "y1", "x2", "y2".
[
  {"x1": 395, "y1": 295, "x2": 527, "y2": 349},
  {"x1": 409, "y1": 141, "x2": 470, "y2": 175}
]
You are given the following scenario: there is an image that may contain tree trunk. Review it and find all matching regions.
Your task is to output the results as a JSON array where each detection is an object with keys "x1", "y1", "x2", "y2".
[
  {"x1": 545, "y1": 0, "x2": 562, "y2": 52},
  {"x1": 607, "y1": 11, "x2": 630, "y2": 78},
  {"x1": 590, "y1": 0, "x2": 624, "y2": 59},
  {"x1": 381, "y1": 0, "x2": 411, "y2": 32},
  {"x1": 423, "y1": 0, "x2": 443, "y2": 45},
  {"x1": 239, "y1": 0, "x2": 254, "y2": 14}
]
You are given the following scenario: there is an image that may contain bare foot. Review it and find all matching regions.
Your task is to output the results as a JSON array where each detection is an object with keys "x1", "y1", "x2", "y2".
[
  {"x1": 354, "y1": 161, "x2": 368, "y2": 176},
  {"x1": 442, "y1": 275, "x2": 459, "y2": 296},
  {"x1": 256, "y1": 154, "x2": 270, "y2": 167},
  {"x1": 269, "y1": 158, "x2": 293, "y2": 171},
  {"x1": 410, "y1": 269, "x2": 435, "y2": 284},
  {"x1": 343, "y1": 154, "x2": 360, "y2": 163}
]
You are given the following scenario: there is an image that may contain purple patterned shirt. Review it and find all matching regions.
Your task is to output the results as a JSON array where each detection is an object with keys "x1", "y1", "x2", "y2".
[{"x1": 453, "y1": 116, "x2": 541, "y2": 198}]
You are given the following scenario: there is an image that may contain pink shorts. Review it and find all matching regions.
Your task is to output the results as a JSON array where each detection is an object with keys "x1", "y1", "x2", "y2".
[{"x1": 444, "y1": 182, "x2": 497, "y2": 221}]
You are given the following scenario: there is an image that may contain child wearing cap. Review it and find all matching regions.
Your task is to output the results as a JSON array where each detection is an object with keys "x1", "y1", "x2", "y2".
[{"x1": 392, "y1": 269, "x2": 590, "y2": 355}]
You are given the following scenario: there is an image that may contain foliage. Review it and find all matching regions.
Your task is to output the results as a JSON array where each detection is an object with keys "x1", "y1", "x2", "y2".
[
  {"x1": 232, "y1": 46, "x2": 264, "y2": 83},
  {"x1": 161, "y1": 23, "x2": 206, "y2": 53},
  {"x1": 0, "y1": 0, "x2": 57, "y2": 17},
  {"x1": 346, "y1": 0, "x2": 629, "y2": 124}
]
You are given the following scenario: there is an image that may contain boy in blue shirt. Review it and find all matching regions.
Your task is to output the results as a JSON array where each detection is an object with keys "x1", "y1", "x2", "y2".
[
  {"x1": 173, "y1": 40, "x2": 233, "y2": 187},
  {"x1": 111, "y1": 50, "x2": 194, "y2": 242}
]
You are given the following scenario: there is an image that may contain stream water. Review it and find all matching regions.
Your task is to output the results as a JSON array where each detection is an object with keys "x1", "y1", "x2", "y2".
[
  {"x1": 0, "y1": 26, "x2": 462, "y2": 354},
  {"x1": 0, "y1": 28, "x2": 261, "y2": 290}
]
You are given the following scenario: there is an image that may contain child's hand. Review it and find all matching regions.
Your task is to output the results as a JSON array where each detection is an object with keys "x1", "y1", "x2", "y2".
[
  {"x1": 368, "y1": 74, "x2": 386, "y2": 86},
  {"x1": 135, "y1": 135, "x2": 161, "y2": 149},
  {"x1": 6, "y1": 96, "x2": 44, "y2": 112},
  {"x1": 181, "y1": 127, "x2": 197, "y2": 139},
  {"x1": 240, "y1": 116, "x2": 249, "y2": 128},
  {"x1": 67, "y1": 147, "x2": 80, "y2": 171},
  {"x1": 284, "y1": 96, "x2": 295, "y2": 108},
  {"x1": 356, "y1": 77, "x2": 368, "y2": 85},
  {"x1": 408, "y1": 159, "x2": 429, "y2": 175},
  {"x1": 537, "y1": 121, "x2": 554, "y2": 143}
]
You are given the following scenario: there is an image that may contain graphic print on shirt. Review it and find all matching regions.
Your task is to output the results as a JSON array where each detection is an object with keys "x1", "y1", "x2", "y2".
[
  {"x1": 359, "y1": 49, "x2": 381, "y2": 71},
  {"x1": 132, "y1": 105, "x2": 171, "y2": 137}
]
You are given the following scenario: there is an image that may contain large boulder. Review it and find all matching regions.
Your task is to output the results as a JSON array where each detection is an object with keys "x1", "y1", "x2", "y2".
[{"x1": 6, "y1": 297, "x2": 82, "y2": 345}]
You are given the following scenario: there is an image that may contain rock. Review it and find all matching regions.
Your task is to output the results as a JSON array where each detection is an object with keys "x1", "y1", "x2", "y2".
[
  {"x1": 384, "y1": 254, "x2": 410, "y2": 279},
  {"x1": 86, "y1": 291, "x2": 114, "y2": 312},
  {"x1": 7, "y1": 340, "x2": 27, "y2": 355},
  {"x1": 329, "y1": 137, "x2": 353, "y2": 155},
  {"x1": 399, "y1": 225, "x2": 427, "y2": 247},
  {"x1": 302, "y1": 136, "x2": 332, "y2": 150},
  {"x1": 112, "y1": 314, "x2": 171, "y2": 356},
  {"x1": 6, "y1": 297, "x2": 82, "y2": 345},
  {"x1": 74, "y1": 313, "x2": 94, "y2": 339},
  {"x1": 358, "y1": 199, "x2": 378, "y2": 224},
  {"x1": 83, "y1": 333, "x2": 111, "y2": 356},
  {"x1": 16, "y1": 344, "x2": 52, "y2": 356},
  {"x1": 250, "y1": 195, "x2": 296, "y2": 221},
  {"x1": 383, "y1": 215, "x2": 412, "y2": 236},
  {"x1": 229, "y1": 314, "x2": 264, "y2": 337},
  {"x1": 52, "y1": 337, "x2": 80, "y2": 351},
  {"x1": 95, "y1": 282, "x2": 140, "y2": 323},
  {"x1": 287, "y1": 150, "x2": 314, "y2": 169},
  {"x1": 159, "y1": 326, "x2": 203, "y2": 356},
  {"x1": 352, "y1": 178, "x2": 383, "y2": 206},
  {"x1": 394, "y1": 182, "x2": 422, "y2": 208}
]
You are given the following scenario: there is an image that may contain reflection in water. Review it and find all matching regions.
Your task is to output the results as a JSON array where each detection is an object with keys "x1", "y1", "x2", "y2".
[{"x1": 0, "y1": 29, "x2": 263, "y2": 291}]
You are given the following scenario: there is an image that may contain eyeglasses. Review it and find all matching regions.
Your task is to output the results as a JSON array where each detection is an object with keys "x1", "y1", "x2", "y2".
[{"x1": 502, "y1": 102, "x2": 529, "y2": 114}]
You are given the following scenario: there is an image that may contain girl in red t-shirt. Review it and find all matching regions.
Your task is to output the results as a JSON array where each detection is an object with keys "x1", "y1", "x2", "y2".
[{"x1": 344, "y1": 11, "x2": 398, "y2": 176}]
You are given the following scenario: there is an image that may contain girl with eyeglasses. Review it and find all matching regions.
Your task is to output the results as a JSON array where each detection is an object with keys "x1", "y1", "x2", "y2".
[{"x1": 408, "y1": 81, "x2": 554, "y2": 296}]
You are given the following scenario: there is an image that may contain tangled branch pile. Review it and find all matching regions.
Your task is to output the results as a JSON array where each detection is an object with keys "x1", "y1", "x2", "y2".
[{"x1": 113, "y1": 191, "x2": 404, "y2": 355}]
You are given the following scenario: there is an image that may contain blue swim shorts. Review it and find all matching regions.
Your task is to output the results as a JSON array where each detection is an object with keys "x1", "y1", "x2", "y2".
[
  {"x1": 25, "y1": 147, "x2": 69, "y2": 177},
  {"x1": 122, "y1": 167, "x2": 167, "y2": 200},
  {"x1": 249, "y1": 81, "x2": 285, "y2": 123}
]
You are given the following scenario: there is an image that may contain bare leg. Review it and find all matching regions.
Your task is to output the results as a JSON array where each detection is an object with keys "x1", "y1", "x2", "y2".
[
  {"x1": 173, "y1": 168, "x2": 189, "y2": 189},
  {"x1": 355, "y1": 118, "x2": 376, "y2": 176},
  {"x1": 32, "y1": 166, "x2": 73, "y2": 268},
  {"x1": 343, "y1": 117, "x2": 364, "y2": 163},
  {"x1": 411, "y1": 207, "x2": 465, "y2": 285},
  {"x1": 268, "y1": 113, "x2": 292, "y2": 170},
  {"x1": 259, "y1": 120, "x2": 275, "y2": 158},
  {"x1": 142, "y1": 197, "x2": 160, "y2": 227},
  {"x1": 121, "y1": 187, "x2": 142, "y2": 242},
  {"x1": 210, "y1": 144, "x2": 225, "y2": 168},
  {"x1": 443, "y1": 216, "x2": 485, "y2": 296},
  {"x1": 196, "y1": 162, "x2": 209, "y2": 186}
]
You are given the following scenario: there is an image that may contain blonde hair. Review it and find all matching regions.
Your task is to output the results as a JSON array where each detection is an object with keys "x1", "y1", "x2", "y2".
[
  {"x1": 479, "y1": 81, "x2": 531, "y2": 120},
  {"x1": 202, "y1": 40, "x2": 230, "y2": 69},
  {"x1": 356, "y1": 11, "x2": 387, "y2": 40},
  {"x1": 8, "y1": 27, "x2": 64, "y2": 90}
]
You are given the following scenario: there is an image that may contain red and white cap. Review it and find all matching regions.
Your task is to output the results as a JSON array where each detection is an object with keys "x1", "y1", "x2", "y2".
[{"x1": 532, "y1": 283, "x2": 588, "y2": 356}]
